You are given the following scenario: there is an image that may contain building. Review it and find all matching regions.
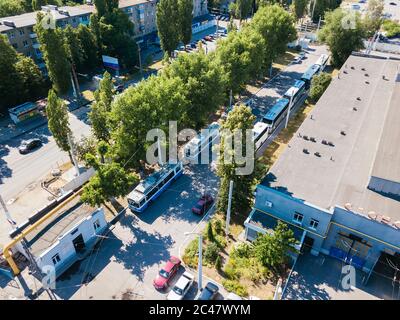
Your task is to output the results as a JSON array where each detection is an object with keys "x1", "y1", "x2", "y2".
[
  {"x1": 0, "y1": 5, "x2": 92, "y2": 72},
  {"x1": 245, "y1": 53, "x2": 400, "y2": 284},
  {"x1": 8, "y1": 102, "x2": 40, "y2": 124},
  {"x1": 0, "y1": 0, "x2": 209, "y2": 72}
]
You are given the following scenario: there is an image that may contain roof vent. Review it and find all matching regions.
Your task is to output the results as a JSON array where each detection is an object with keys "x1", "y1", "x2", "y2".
[
  {"x1": 314, "y1": 152, "x2": 321, "y2": 157},
  {"x1": 322, "y1": 139, "x2": 328, "y2": 145},
  {"x1": 303, "y1": 148, "x2": 309, "y2": 154},
  {"x1": 364, "y1": 73, "x2": 369, "y2": 77},
  {"x1": 343, "y1": 70, "x2": 348, "y2": 74},
  {"x1": 356, "y1": 97, "x2": 361, "y2": 101},
  {"x1": 340, "y1": 130, "x2": 346, "y2": 136},
  {"x1": 328, "y1": 141, "x2": 335, "y2": 147},
  {"x1": 351, "y1": 66, "x2": 355, "y2": 70},
  {"x1": 361, "y1": 68, "x2": 366, "y2": 71},
  {"x1": 310, "y1": 137, "x2": 317, "y2": 143},
  {"x1": 353, "y1": 107, "x2": 358, "y2": 111},
  {"x1": 365, "y1": 81, "x2": 369, "y2": 84},
  {"x1": 303, "y1": 135, "x2": 309, "y2": 141},
  {"x1": 2, "y1": 20, "x2": 16, "y2": 28},
  {"x1": 59, "y1": 9, "x2": 70, "y2": 16}
]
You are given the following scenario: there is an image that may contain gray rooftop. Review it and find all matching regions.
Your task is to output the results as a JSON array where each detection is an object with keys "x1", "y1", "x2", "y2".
[{"x1": 264, "y1": 53, "x2": 400, "y2": 222}]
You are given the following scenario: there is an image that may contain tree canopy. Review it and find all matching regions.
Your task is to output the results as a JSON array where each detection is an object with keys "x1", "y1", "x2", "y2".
[{"x1": 156, "y1": 0, "x2": 181, "y2": 56}]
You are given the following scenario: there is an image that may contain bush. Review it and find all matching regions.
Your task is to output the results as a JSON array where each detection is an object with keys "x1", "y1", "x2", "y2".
[
  {"x1": 182, "y1": 238, "x2": 199, "y2": 268},
  {"x1": 222, "y1": 279, "x2": 248, "y2": 297},
  {"x1": 215, "y1": 255, "x2": 222, "y2": 270},
  {"x1": 213, "y1": 218, "x2": 224, "y2": 236},
  {"x1": 309, "y1": 72, "x2": 332, "y2": 103},
  {"x1": 204, "y1": 242, "x2": 220, "y2": 265},
  {"x1": 215, "y1": 234, "x2": 227, "y2": 249},
  {"x1": 206, "y1": 221, "x2": 215, "y2": 242},
  {"x1": 382, "y1": 20, "x2": 400, "y2": 38},
  {"x1": 232, "y1": 243, "x2": 252, "y2": 259}
]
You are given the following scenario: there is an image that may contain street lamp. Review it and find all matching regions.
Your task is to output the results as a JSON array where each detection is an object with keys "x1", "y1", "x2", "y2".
[{"x1": 184, "y1": 231, "x2": 203, "y2": 290}]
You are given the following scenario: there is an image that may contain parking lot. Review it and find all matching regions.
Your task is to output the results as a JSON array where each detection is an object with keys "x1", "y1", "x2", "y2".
[{"x1": 47, "y1": 164, "x2": 224, "y2": 300}]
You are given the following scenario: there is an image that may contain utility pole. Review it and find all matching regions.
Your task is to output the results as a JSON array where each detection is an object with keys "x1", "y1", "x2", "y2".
[
  {"x1": 229, "y1": 89, "x2": 233, "y2": 110},
  {"x1": 225, "y1": 180, "x2": 233, "y2": 237},
  {"x1": 317, "y1": 15, "x2": 321, "y2": 32},
  {"x1": 67, "y1": 133, "x2": 80, "y2": 176},
  {"x1": 285, "y1": 93, "x2": 294, "y2": 129},
  {"x1": 0, "y1": 194, "x2": 16, "y2": 227}
]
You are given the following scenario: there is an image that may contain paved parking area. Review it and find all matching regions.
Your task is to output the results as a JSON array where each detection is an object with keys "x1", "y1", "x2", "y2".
[
  {"x1": 47, "y1": 164, "x2": 222, "y2": 300},
  {"x1": 282, "y1": 253, "x2": 398, "y2": 300}
]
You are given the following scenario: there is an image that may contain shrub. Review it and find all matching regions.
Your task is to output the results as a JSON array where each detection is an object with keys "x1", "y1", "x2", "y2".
[
  {"x1": 213, "y1": 218, "x2": 224, "y2": 236},
  {"x1": 215, "y1": 255, "x2": 222, "y2": 270},
  {"x1": 204, "y1": 242, "x2": 220, "y2": 264},
  {"x1": 215, "y1": 234, "x2": 227, "y2": 249},
  {"x1": 309, "y1": 72, "x2": 332, "y2": 103},
  {"x1": 232, "y1": 242, "x2": 252, "y2": 259},
  {"x1": 222, "y1": 279, "x2": 248, "y2": 297},
  {"x1": 206, "y1": 221, "x2": 215, "y2": 242},
  {"x1": 382, "y1": 20, "x2": 400, "y2": 38},
  {"x1": 182, "y1": 238, "x2": 199, "y2": 268}
]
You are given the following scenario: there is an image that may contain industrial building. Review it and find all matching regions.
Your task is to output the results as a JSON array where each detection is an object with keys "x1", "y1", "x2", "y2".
[{"x1": 245, "y1": 53, "x2": 400, "y2": 286}]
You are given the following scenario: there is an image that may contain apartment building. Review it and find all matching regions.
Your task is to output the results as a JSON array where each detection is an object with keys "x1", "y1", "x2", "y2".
[{"x1": 0, "y1": 5, "x2": 92, "y2": 71}]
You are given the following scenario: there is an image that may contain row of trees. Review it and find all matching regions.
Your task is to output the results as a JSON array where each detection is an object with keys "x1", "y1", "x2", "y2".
[{"x1": 0, "y1": 34, "x2": 46, "y2": 113}]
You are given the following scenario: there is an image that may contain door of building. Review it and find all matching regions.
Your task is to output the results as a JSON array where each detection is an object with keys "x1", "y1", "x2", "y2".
[{"x1": 72, "y1": 234, "x2": 86, "y2": 254}]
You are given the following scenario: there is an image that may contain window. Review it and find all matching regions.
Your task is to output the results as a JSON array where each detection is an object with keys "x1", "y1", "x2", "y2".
[
  {"x1": 309, "y1": 218, "x2": 319, "y2": 230},
  {"x1": 93, "y1": 219, "x2": 101, "y2": 230},
  {"x1": 52, "y1": 254, "x2": 61, "y2": 265},
  {"x1": 23, "y1": 40, "x2": 28, "y2": 47},
  {"x1": 293, "y1": 212, "x2": 303, "y2": 224},
  {"x1": 12, "y1": 43, "x2": 18, "y2": 49},
  {"x1": 19, "y1": 29, "x2": 25, "y2": 35}
]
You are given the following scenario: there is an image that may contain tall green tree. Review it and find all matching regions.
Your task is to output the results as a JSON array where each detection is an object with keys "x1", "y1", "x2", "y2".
[
  {"x1": 0, "y1": 0, "x2": 25, "y2": 18},
  {"x1": 163, "y1": 51, "x2": 226, "y2": 129},
  {"x1": 253, "y1": 221, "x2": 296, "y2": 276},
  {"x1": 216, "y1": 105, "x2": 258, "y2": 215},
  {"x1": 178, "y1": 0, "x2": 193, "y2": 45},
  {"x1": 64, "y1": 25, "x2": 84, "y2": 72},
  {"x1": 230, "y1": 0, "x2": 253, "y2": 22},
  {"x1": 81, "y1": 153, "x2": 139, "y2": 207},
  {"x1": 319, "y1": 8, "x2": 366, "y2": 67},
  {"x1": 35, "y1": 13, "x2": 71, "y2": 93},
  {"x1": 15, "y1": 55, "x2": 47, "y2": 101},
  {"x1": 91, "y1": 0, "x2": 138, "y2": 69},
  {"x1": 293, "y1": 0, "x2": 308, "y2": 20},
  {"x1": 363, "y1": 0, "x2": 384, "y2": 36},
  {"x1": 156, "y1": 0, "x2": 180, "y2": 56},
  {"x1": 89, "y1": 72, "x2": 113, "y2": 141},
  {"x1": 312, "y1": 0, "x2": 341, "y2": 22},
  {"x1": 76, "y1": 24, "x2": 99, "y2": 71},
  {"x1": 46, "y1": 89, "x2": 73, "y2": 158}
]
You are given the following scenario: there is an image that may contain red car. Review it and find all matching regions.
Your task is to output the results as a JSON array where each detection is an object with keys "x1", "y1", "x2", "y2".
[
  {"x1": 204, "y1": 36, "x2": 213, "y2": 41},
  {"x1": 153, "y1": 256, "x2": 181, "y2": 290},
  {"x1": 192, "y1": 194, "x2": 214, "y2": 215}
]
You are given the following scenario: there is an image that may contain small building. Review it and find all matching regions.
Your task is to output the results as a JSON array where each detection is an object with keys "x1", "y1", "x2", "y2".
[
  {"x1": 245, "y1": 53, "x2": 400, "y2": 286},
  {"x1": 8, "y1": 102, "x2": 39, "y2": 124}
]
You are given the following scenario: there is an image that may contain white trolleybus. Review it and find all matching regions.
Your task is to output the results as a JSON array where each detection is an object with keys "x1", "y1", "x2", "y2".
[
  {"x1": 262, "y1": 98, "x2": 290, "y2": 134},
  {"x1": 284, "y1": 79, "x2": 306, "y2": 107},
  {"x1": 183, "y1": 122, "x2": 220, "y2": 162},
  {"x1": 314, "y1": 54, "x2": 329, "y2": 72},
  {"x1": 252, "y1": 122, "x2": 270, "y2": 152},
  {"x1": 127, "y1": 162, "x2": 183, "y2": 213}
]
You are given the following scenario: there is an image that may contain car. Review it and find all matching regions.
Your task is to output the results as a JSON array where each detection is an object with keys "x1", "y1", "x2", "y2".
[
  {"x1": 192, "y1": 194, "x2": 214, "y2": 215},
  {"x1": 196, "y1": 282, "x2": 219, "y2": 300},
  {"x1": 204, "y1": 36, "x2": 213, "y2": 41},
  {"x1": 201, "y1": 39, "x2": 207, "y2": 44},
  {"x1": 389, "y1": 1, "x2": 396, "y2": 5},
  {"x1": 114, "y1": 84, "x2": 124, "y2": 94},
  {"x1": 358, "y1": 0, "x2": 366, "y2": 3},
  {"x1": 18, "y1": 139, "x2": 42, "y2": 154},
  {"x1": 190, "y1": 42, "x2": 197, "y2": 49},
  {"x1": 293, "y1": 52, "x2": 305, "y2": 63},
  {"x1": 167, "y1": 271, "x2": 194, "y2": 300},
  {"x1": 153, "y1": 256, "x2": 181, "y2": 290}
]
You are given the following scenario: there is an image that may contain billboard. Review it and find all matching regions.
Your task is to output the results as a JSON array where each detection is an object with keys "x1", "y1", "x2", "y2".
[{"x1": 102, "y1": 55, "x2": 119, "y2": 70}]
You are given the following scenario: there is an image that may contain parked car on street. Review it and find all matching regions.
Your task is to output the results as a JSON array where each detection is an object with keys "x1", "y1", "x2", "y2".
[
  {"x1": 18, "y1": 139, "x2": 42, "y2": 154},
  {"x1": 153, "y1": 256, "x2": 181, "y2": 290},
  {"x1": 192, "y1": 194, "x2": 214, "y2": 215},
  {"x1": 293, "y1": 52, "x2": 306, "y2": 63},
  {"x1": 196, "y1": 282, "x2": 219, "y2": 300},
  {"x1": 204, "y1": 36, "x2": 213, "y2": 41},
  {"x1": 167, "y1": 271, "x2": 194, "y2": 300}
]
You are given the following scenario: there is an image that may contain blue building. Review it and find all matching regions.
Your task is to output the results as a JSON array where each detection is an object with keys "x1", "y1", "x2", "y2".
[{"x1": 245, "y1": 53, "x2": 400, "y2": 283}]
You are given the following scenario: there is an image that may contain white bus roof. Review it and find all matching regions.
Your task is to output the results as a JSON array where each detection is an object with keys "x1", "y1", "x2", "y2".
[{"x1": 252, "y1": 122, "x2": 268, "y2": 138}]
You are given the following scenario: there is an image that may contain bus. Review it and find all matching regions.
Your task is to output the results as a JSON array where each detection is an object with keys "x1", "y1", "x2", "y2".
[
  {"x1": 127, "y1": 162, "x2": 183, "y2": 213},
  {"x1": 262, "y1": 98, "x2": 290, "y2": 133},
  {"x1": 301, "y1": 64, "x2": 320, "y2": 89},
  {"x1": 314, "y1": 54, "x2": 329, "y2": 71},
  {"x1": 252, "y1": 122, "x2": 270, "y2": 151},
  {"x1": 284, "y1": 80, "x2": 306, "y2": 106},
  {"x1": 183, "y1": 122, "x2": 220, "y2": 162}
]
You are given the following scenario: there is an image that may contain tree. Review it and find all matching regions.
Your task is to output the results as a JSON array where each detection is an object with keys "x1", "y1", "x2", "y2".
[
  {"x1": 89, "y1": 72, "x2": 114, "y2": 141},
  {"x1": 163, "y1": 51, "x2": 226, "y2": 129},
  {"x1": 253, "y1": 221, "x2": 296, "y2": 275},
  {"x1": 363, "y1": 0, "x2": 384, "y2": 36},
  {"x1": 64, "y1": 25, "x2": 84, "y2": 72},
  {"x1": 0, "y1": 34, "x2": 46, "y2": 113},
  {"x1": 309, "y1": 72, "x2": 332, "y2": 103},
  {"x1": 35, "y1": 13, "x2": 71, "y2": 93},
  {"x1": 216, "y1": 105, "x2": 257, "y2": 215},
  {"x1": 319, "y1": 8, "x2": 366, "y2": 67},
  {"x1": 91, "y1": 0, "x2": 138, "y2": 69},
  {"x1": 156, "y1": 0, "x2": 180, "y2": 56},
  {"x1": 382, "y1": 20, "x2": 400, "y2": 38},
  {"x1": 178, "y1": 0, "x2": 193, "y2": 45},
  {"x1": 73, "y1": 134, "x2": 98, "y2": 163},
  {"x1": 206, "y1": 221, "x2": 215, "y2": 242},
  {"x1": 75, "y1": 24, "x2": 99, "y2": 71},
  {"x1": 0, "y1": 0, "x2": 25, "y2": 18},
  {"x1": 46, "y1": 89, "x2": 73, "y2": 159},
  {"x1": 230, "y1": 0, "x2": 253, "y2": 22},
  {"x1": 250, "y1": 4, "x2": 296, "y2": 68},
  {"x1": 293, "y1": 0, "x2": 308, "y2": 20},
  {"x1": 312, "y1": 0, "x2": 341, "y2": 22},
  {"x1": 81, "y1": 156, "x2": 139, "y2": 207}
]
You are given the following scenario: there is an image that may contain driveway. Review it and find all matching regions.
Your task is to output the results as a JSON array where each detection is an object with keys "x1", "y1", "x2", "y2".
[
  {"x1": 282, "y1": 253, "x2": 397, "y2": 300},
  {"x1": 48, "y1": 164, "x2": 222, "y2": 300}
]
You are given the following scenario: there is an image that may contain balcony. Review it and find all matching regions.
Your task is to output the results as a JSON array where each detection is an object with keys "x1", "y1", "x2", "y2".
[
  {"x1": 32, "y1": 43, "x2": 40, "y2": 49},
  {"x1": 29, "y1": 32, "x2": 37, "y2": 39}
]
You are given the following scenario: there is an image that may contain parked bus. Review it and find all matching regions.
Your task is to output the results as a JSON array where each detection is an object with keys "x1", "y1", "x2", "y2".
[
  {"x1": 252, "y1": 122, "x2": 270, "y2": 151},
  {"x1": 127, "y1": 162, "x2": 183, "y2": 213},
  {"x1": 183, "y1": 122, "x2": 220, "y2": 162},
  {"x1": 314, "y1": 54, "x2": 329, "y2": 71},
  {"x1": 262, "y1": 98, "x2": 290, "y2": 133},
  {"x1": 284, "y1": 80, "x2": 306, "y2": 106},
  {"x1": 301, "y1": 64, "x2": 320, "y2": 89}
]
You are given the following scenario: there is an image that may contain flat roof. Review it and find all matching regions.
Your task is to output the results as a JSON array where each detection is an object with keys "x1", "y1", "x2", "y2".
[
  {"x1": 0, "y1": 6, "x2": 93, "y2": 32},
  {"x1": 25, "y1": 196, "x2": 98, "y2": 256},
  {"x1": 263, "y1": 53, "x2": 400, "y2": 222}
]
